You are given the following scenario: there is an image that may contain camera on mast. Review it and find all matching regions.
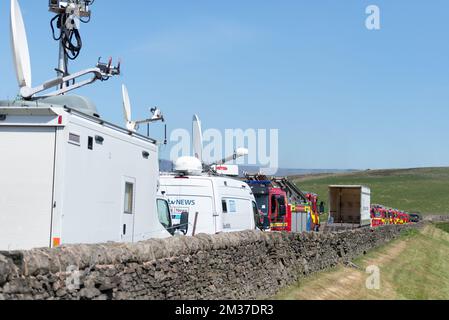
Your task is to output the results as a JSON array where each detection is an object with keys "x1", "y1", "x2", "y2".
[{"x1": 48, "y1": 0, "x2": 92, "y2": 17}]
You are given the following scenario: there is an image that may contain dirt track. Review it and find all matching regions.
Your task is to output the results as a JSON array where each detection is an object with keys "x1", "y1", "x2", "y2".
[{"x1": 279, "y1": 239, "x2": 408, "y2": 300}]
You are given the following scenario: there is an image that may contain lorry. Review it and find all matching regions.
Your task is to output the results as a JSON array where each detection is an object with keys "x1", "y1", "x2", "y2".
[
  {"x1": 327, "y1": 185, "x2": 371, "y2": 229},
  {"x1": 0, "y1": 98, "x2": 173, "y2": 250},
  {"x1": 245, "y1": 174, "x2": 323, "y2": 233},
  {"x1": 271, "y1": 177, "x2": 323, "y2": 232},
  {"x1": 245, "y1": 180, "x2": 291, "y2": 232}
]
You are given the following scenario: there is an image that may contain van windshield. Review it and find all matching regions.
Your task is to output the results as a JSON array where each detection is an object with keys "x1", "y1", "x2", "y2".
[
  {"x1": 255, "y1": 195, "x2": 269, "y2": 215},
  {"x1": 157, "y1": 199, "x2": 171, "y2": 229}
]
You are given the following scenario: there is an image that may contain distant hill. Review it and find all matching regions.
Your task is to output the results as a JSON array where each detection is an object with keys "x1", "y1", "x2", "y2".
[
  {"x1": 238, "y1": 166, "x2": 356, "y2": 177},
  {"x1": 293, "y1": 167, "x2": 449, "y2": 216},
  {"x1": 159, "y1": 159, "x2": 355, "y2": 177}
]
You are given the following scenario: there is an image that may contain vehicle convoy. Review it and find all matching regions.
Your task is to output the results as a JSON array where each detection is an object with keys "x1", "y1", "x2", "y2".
[
  {"x1": 327, "y1": 185, "x2": 415, "y2": 230},
  {"x1": 159, "y1": 116, "x2": 258, "y2": 236},
  {"x1": 245, "y1": 174, "x2": 323, "y2": 233},
  {"x1": 0, "y1": 0, "x2": 171, "y2": 250},
  {"x1": 370, "y1": 205, "x2": 411, "y2": 227}
]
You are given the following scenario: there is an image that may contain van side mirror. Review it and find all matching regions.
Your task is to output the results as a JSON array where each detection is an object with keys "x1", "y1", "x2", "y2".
[
  {"x1": 255, "y1": 214, "x2": 264, "y2": 230},
  {"x1": 177, "y1": 211, "x2": 189, "y2": 235},
  {"x1": 263, "y1": 215, "x2": 270, "y2": 229},
  {"x1": 319, "y1": 202, "x2": 325, "y2": 214}
]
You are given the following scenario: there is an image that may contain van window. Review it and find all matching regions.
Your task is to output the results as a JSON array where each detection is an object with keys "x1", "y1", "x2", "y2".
[
  {"x1": 252, "y1": 201, "x2": 259, "y2": 216},
  {"x1": 256, "y1": 195, "x2": 269, "y2": 215},
  {"x1": 253, "y1": 201, "x2": 262, "y2": 229},
  {"x1": 124, "y1": 182, "x2": 134, "y2": 214},
  {"x1": 271, "y1": 195, "x2": 278, "y2": 213},
  {"x1": 88, "y1": 136, "x2": 94, "y2": 150},
  {"x1": 222, "y1": 200, "x2": 228, "y2": 213},
  {"x1": 157, "y1": 199, "x2": 171, "y2": 229},
  {"x1": 228, "y1": 200, "x2": 237, "y2": 213},
  {"x1": 277, "y1": 195, "x2": 286, "y2": 206}
]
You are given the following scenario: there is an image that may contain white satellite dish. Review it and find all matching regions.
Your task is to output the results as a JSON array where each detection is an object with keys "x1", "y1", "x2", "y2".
[
  {"x1": 121, "y1": 84, "x2": 164, "y2": 132},
  {"x1": 190, "y1": 114, "x2": 248, "y2": 170},
  {"x1": 121, "y1": 84, "x2": 135, "y2": 131},
  {"x1": 10, "y1": 0, "x2": 32, "y2": 89},
  {"x1": 192, "y1": 115, "x2": 204, "y2": 162},
  {"x1": 174, "y1": 156, "x2": 203, "y2": 176}
]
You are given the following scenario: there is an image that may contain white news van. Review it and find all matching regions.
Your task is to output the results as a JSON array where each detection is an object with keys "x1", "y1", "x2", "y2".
[
  {"x1": 159, "y1": 159, "x2": 258, "y2": 235},
  {"x1": 0, "y1": 96, "x2": 172, "y2": 250}
]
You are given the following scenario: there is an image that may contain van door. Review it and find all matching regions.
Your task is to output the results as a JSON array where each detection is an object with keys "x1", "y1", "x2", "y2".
[
  {"x1": 121, "y1": 178, "x2": 136, "y2": 242},
  {"x1": 0, "y1": 127, "x2": 56, "y2": 250}
]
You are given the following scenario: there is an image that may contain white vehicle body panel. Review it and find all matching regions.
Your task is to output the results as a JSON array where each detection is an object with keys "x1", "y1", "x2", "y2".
[
  {"x1": 160, "y1": 175, "x2": 256, "y2": 235},
  {"x1": 360, "y1": 186, "x2": 372, "y2": 226},
  {"x1": 0, "y1": 127, "x2": 56, "y2": 250}
]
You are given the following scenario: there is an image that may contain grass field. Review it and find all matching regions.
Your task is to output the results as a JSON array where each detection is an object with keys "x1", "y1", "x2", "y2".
[
  {"x1": 293, "y1": 167, "x2": 449, "y2": 216},
  {"x1": 276, "y1": 223, "x2": 449, "y2": 300}
]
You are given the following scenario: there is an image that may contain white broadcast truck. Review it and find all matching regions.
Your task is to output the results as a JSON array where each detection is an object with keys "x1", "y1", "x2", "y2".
[
  {"x1": 0, "y1": 0, "x2": 173, "y2": 250},
  {"x1": 0, "y1": 97, "x2": 173, "y2": 251}
]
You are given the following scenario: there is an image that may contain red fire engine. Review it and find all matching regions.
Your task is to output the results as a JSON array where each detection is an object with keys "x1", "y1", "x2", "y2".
[{"x1": 245, "y1": 174, "x2": 322, "y2": 232}]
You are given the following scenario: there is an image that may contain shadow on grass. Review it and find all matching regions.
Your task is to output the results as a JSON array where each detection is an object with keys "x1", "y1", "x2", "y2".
[{"x1": 435, "y1": 222, "x2": 449, "y2": 234}]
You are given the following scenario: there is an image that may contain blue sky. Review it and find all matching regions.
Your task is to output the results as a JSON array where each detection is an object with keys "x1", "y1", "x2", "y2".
[{"x1": 0, "y1": 0, "x2": 448, "y2": 169}]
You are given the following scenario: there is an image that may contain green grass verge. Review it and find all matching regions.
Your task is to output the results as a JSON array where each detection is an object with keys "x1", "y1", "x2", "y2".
[
  {"x1": 435, "y1": 222, "x2": 449, "y2": 234},
  {"x1": 276, "y1": 224, "x2": 449, "y2": 300}
]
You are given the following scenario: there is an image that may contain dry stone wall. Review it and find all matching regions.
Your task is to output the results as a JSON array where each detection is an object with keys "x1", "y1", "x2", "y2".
[
  {"x1": 0, "y1": 224, "x2": 421, "y2": 300},
  {"x1": 424, "y1": 215, "x2": 449, "y2": 222}
]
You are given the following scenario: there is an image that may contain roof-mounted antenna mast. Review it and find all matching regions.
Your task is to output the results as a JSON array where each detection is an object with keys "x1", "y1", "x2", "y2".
[
  {"x1": 49, "y1": 0, "x2": 94, "y2": 90},
  {"x1": 9, "y1": 0, "x2": 120, "y2": 100}
]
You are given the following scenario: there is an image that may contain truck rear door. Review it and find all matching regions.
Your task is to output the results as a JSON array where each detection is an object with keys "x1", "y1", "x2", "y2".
[{"x1": 0, "y1": 127, "x2": 56, "y2": 250}]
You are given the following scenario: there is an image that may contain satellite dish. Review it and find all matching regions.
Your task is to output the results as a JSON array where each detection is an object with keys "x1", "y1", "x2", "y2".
[
  {"x1": 174, "y1": 156, "x2": 203, "y2": 176},
  {"x1": 121, "y1": 85, "x2": 164, "y2": 132},
  {"x1": 10, "y1": 0, "x2": 32, "y2": 88},
  {"x1": 121, "y1": 84, "x2": 136, "y2": 131},
  {"x1": 192, "y1": 115, "x2": 204, "y2": 162}
]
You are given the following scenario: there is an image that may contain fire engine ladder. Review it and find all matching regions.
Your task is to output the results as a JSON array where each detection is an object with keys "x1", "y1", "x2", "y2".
[
  {"x1": 244, "y1": 173, "x2": 270, "y2": 182},
  {"x1": 270, "y1": 178, "x2": 308, "y2": 204},
  {"x1": 244, "y1": 174, "x2": 309, "y2": 203}
]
